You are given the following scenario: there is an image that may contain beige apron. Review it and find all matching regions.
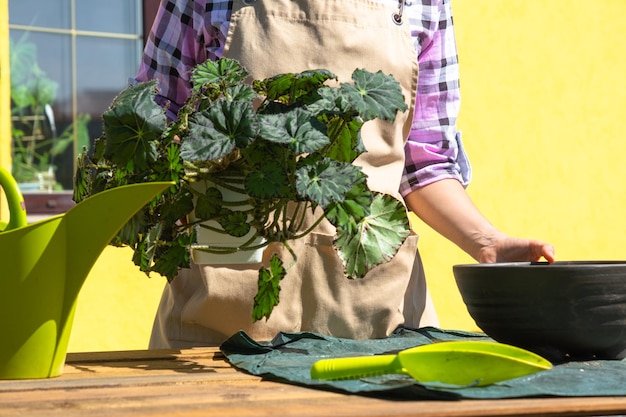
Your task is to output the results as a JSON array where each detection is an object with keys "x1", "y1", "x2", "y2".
[{"x1": 150, "y1": 0, "x2": 439, "y2": 348}]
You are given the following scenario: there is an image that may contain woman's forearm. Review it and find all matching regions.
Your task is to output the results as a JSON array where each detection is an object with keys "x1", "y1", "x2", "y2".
[
  {"x1": 403, "y1": 179, "x2": 505, "y2": 261},
  {"x1": 404, "y1": 179, "x2": 555, "y2": 263}
]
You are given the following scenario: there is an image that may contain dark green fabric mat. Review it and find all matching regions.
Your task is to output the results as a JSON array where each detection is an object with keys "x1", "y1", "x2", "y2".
[{"x1": 220, "y1": 327, "x2": 626, "y2": 400}]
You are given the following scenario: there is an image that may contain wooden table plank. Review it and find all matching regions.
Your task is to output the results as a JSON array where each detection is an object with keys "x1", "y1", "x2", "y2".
[{"x1": 1, "y1": 348, "x2": 625, "y2": 417}]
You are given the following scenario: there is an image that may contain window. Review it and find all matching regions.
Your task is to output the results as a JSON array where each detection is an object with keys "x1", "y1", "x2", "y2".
[{"x1": 8, "y1": 0, "x2": 151, "y2": 191}]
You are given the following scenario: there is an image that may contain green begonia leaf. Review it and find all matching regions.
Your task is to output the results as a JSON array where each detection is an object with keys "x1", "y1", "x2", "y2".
[
  {"x1": 341, "y1": 69, "x2": 408, "y2": 122},
  {"x1": 152, "y1": 232, "x2": 195, "y2": 280},
  {"x1": 245, "y1": 161, "x2": 294, "y2": 199},
  {"x1": 194, "y1": 187, "x2": 223, "y2": 219},
  {"x1": 191, "y1": 58, "x2": 250, "y2": 94},
  {"x1": 150, "y1": 143, "x2": 185, "y2": 183},
  {"x1": 253, "y1": 254, "x2": 287, "y2": 321},
  {"x1": 225, "y1": 84, "x2": 257, "y2": 102},
  {"x1": 102, "y1": 80, "x2": 165, "y2": 171},
  {"x1": 141, "y1": 223, "x2": 164, "y2": 273},
  {"x1": 254, "y1": 69, "x2": 336, "y2": 104},
  {"x1": 259, "y1": 109, "x2": 329, "y2": 154},
  {"x1": 324, "y1": 116, "x2": 364, "y2": 163},
  {"x1": 295, "y1": 158, "x2": 361, "y2": 208},
  {"x1": 240, "y1": 138, "x2": 294, "y2": 168},
  {"x1": 218, "y1": 209, "x2": 251, "y2": 237},
  {"x1": 158, "y1": 188, "x2": 194, "y2": 225},
  {"x1": 325, "y1": 172, "x2": 372, "y2": 233},
  {"x1": 334, "y1": 193, "x2": 410, "y2": 278},
  {"x1": 182, "y1": 99, "x2": 258, "y2": 162},
  {"x1": 112, "y1": 210, "x2": 147, "y2": 248}
]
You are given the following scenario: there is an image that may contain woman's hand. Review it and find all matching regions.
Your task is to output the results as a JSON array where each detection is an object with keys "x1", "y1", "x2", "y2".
[
  {"x1": 476, "y1": 234, "x2": 555, "y2": 264},
  {"x1": 404, "y1": 179, "x2": 555, "y2": 264}
]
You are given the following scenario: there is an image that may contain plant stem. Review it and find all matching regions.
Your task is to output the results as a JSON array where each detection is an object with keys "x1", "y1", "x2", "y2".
[
  {"x1": 292, "y1": 211, "x2": 327, "y2": 240},
  {"x1": 192, "y1": 232, "x2": 269, "y2": 254}
]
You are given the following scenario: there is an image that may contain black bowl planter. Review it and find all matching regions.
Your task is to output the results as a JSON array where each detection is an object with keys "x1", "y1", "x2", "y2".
[{"x1": 453, "y1": 261, "x2": 626, "y2": 362}]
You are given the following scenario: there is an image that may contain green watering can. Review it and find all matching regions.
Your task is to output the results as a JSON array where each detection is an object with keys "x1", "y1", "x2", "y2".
[{"x1": 0, "y1": 166, "x2": 172, "y2": 379}]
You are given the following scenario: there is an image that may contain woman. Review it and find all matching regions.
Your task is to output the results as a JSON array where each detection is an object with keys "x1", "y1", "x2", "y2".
[{"x1": 136, "y1": 0, "x2": 555, "y2": 348}]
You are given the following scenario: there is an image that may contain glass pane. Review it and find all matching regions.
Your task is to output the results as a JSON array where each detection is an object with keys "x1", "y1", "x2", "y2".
[
  {"x1": 8, "y1": 0, "x2": 70, "y2": 29},
  {"x1": 75, "y1": 36, "x2": 143, "y2": 186},
  {"x1": 9, "y1": 29, "x2": 74, "y2": 189},
  {"x1": 8, "y1": 30, "x2": 73, "y2": 124},
  {"x1": 76, "y1": 0, "x2": 142, "y2": 34},
  {"x1": 76, "y1": 36, "x2": 142, "y2": 116},
  {"x1": 8, "y1": 0, "x2": 145, "y2": 192}
]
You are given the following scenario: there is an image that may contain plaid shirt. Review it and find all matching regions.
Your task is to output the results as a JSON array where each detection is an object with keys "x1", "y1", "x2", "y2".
[{"x1": 135, "y1": 0, "x2": 471, "y2": 195}]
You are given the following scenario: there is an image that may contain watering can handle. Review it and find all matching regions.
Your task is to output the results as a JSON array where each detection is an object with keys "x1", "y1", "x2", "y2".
[{"x1": 0, "y1": 166, "x2": 28, "y2": 231}]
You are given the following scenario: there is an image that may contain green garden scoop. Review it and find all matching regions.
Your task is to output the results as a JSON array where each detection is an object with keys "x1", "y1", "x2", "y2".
[
  {"x1": 0, "y1": 166, "x2": 172, "y2": 379},
  {"x1": 311, "y1": 340, "x2": 552, "y2": 386}
]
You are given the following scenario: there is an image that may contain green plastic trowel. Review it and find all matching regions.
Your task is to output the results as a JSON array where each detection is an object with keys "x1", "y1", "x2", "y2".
[{"x1": 311, "y1": 340, "x2": 552, "y2": 386}]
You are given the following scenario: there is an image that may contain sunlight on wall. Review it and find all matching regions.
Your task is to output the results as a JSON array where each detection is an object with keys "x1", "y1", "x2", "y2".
[
  {"x1": 68, "y1": 0, "x2": 626, "y2": 351},
  {"x1": 68, "y1": 247, "x2": 165, "y2": 352}
]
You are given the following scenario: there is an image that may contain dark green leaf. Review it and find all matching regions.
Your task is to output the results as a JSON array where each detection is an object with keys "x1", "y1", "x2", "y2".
[
  {"x1": 257, "y1": 100, "x2": 291, "y2": 115},
  {"x1": 334, "y1": 193, "x2": 410, "y2": 278},
  {"x1": 132, "y1": 236, "x2": 151, "y2": 274},
  {"x1": 295, "y1": 158, "x2": 361, "y2": 208},
  {"x1": 143, "y1": 222, "x2": 163, "y2": 267},
  {"x1": 182, "y1": 99, "x2": 258, "y2": 162},
  {"x1": 73, "y1": 150, "x2": 90, "y2": 203},
  {"x1": 191, "y1": 58, "x2": 250, "y2": 93},
  {"x1": 325, "y1": 172, "x2": 372, "y2": 232},
  {"x1": 102, "y1": 81, "x2": 165, "y2": 171},
  {"x1": 304, "y1": 86, "x2": 354, "y2": 115},
  {"x1": 259, "y1": 109, "x2": 328, "y2": 154},
  {"x1": 152, "y1": 232, "x2": 194, "y2": 280},
  {"x1": 245, "y1": 161, "x2": 293, "y2": 199},
  {"x1": 218, "y1": 209, "x2": 251, "y2": 237},
  {"x1": 158, "y1": 188, "x2": 194, "y2": 224},
  {"x1": 91, "y1": 136, "x2": 106, "y2": 162},
  {"x1": 253, "y1": 254, "x2": 286, "y2": 321},
  {"x1": 240, "y1": 137, "x2": 294, "y2": 168},
  {"x1": 150, "y1": 143, "x2": 185, "y2": 182},
  {"x1": 131, "y1": 222, "x2": 162, "y2": 274},
  {"x1": 112, "y1": 210, "x2": 149, "y2": 247},
  {"x1": 324, "y1": 116, "x2": 364, "y2": 163},
  {"x1": 302, "y1": 88, "x2": 337, "y2": 114},
  {"x1": 225, "y1": 84, "x2": 257, "y2": 102},
  {"x1": 194, "y1": 186, "x2": 223, "y2": 219},
  {"x1": 254, "y1": 69, "x2": 336, "y2": 104},
  {"x1": 340, "y1": 69, "x2": 408, "y2": 122}
]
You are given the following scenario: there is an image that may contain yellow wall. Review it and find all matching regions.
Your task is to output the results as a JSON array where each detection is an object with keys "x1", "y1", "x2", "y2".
[
  {"x1": 61, "y1": 0, "x2": 626, "y2": 350},
  {"x1": 69, "y1": 247, "x2": 165, "y2": 352},
  {"x1": 418, "y1": 0, "x2": 626, "y2": 331}
]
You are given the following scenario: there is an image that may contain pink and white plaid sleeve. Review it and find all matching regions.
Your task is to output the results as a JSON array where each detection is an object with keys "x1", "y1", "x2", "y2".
[{"x1": 400, "y1": 0, "x2": 471, "y2": 196}]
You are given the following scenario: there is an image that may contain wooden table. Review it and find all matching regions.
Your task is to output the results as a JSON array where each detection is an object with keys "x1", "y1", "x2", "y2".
[{"x1": 1, "y1": 348, "x2": 626, "y2": 416}]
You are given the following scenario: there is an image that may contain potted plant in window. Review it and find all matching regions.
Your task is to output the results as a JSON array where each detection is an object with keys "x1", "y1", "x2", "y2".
[{"x1": 74, "y1": 58, "x2": 411, "y2": 321}]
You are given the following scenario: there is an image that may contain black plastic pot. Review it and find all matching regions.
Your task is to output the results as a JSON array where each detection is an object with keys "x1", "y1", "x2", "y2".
[{"x1": 453, "y1": 261, "x2": 626, "y2": 362}]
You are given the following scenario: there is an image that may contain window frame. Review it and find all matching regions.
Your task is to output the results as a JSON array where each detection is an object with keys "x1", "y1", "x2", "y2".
[{"x1": 9, "y1": 0, "x2": 161, "y2": 216}]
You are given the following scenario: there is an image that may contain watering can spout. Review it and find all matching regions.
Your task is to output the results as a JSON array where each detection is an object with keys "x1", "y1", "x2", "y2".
[
  {"x1": 62, "y1": 182, "x2": 173, "y2": 290},
  {"x1": 0, "y1": 166, "x2": 173, "y2": 379}
]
